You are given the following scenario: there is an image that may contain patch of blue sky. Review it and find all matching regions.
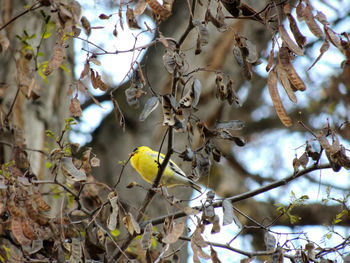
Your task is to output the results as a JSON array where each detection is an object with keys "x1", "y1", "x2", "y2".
[{"x1": 71, "y1": 2, "x2": 155, "y2": 144}]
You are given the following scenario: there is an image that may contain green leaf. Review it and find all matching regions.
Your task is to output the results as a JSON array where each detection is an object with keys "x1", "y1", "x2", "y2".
[
  {"x1": 37, "y1": 51, "x2": 44, "y2": 57},
  {"x1": 111, "y1": 229, "x2": 120, "y2": 237},
  {"x1": 41, "y1": 31, "x2": 52, "y2": 39},
  {"x1": 45, "y1": 129, "x2": 55, "y2": 137},
  {"x1": 64, "y1": 117, "x2": 77, "y2": 130},
  {"x1": 59, "y1": 64, "x2": 70, "y2": 73},
  {"x1": 45, "y1": 161, "x2": 52, "y2": 169},
  {"x1": 23, "y1": 45, "x2": 34, "y2": 51},
  {"x1": 38, "y1": 61, "x2": 49, "y2": 84}
]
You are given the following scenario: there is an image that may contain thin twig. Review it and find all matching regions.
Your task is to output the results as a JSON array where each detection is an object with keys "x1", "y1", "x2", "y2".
[
  {"x1": 5, "y1": 85, "x2": 21, "y2": 120},
  {"x1": 0, "y1": 140, "x2": 48, "y2": 156},
  {"x1": 0, "y1": 2, "x2": 42, "y2": 31},
  {"x1": 178, "y1": 0, "x2": 196, "y2": 47}
]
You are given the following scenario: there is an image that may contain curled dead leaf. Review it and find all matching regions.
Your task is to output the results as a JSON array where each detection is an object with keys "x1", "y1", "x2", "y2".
[
  {"x1": 287, "y1": 14, "x2": 307, "y2": 47},
  {"x1": 304, "y1": 3, "x2": 323, "y2": 39},
  {"x1": 276, "y1": 64, "x2": 297, "y2": 103},
  {"x1": 267, "y1": 70, "x2": 292, "y2": 127},
  {"x1": 162, "y1": 222, "x2": 185, "y2": 244},
  {"x1": 44, "y1": 44, "x2": 64, "y2": 75},
  {"x1": 279, "y1": 24, "x2": 304, "y2": 56},
  {"x1": 278, "y1": 47, "x2": 306, "y2": 91}
]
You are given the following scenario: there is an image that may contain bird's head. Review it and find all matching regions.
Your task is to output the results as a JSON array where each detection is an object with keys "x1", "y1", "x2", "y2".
[
  {"x1": 130, "y1": 146, "x2": 150, "y2": 159},
  {"x1": 130, "y1": 146, "x2": 151, "y2": 168}
]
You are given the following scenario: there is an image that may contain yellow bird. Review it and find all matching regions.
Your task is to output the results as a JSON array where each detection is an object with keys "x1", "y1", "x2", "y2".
[{"x1": 130, "y1": 146, "x2": 202, "y2": 192}]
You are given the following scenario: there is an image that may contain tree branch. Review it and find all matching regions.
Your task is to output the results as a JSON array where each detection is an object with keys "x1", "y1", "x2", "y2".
[{"x1": 144, "y1": 164, "x2": 332, "y2": 227}]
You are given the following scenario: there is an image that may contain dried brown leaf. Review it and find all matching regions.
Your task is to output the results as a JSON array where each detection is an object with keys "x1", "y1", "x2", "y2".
[
  {"x1": 278, "y1": 47, "x2": 306, "y2": 91},
  {"x1": 89, "y1": 57, "x2": 101, "y2": 66},
  {"x1": 126, "y1": 6, "x2": 140, "y2": 29},
  {"x1": 90, "y1": 156, "x2": 100, "y2": 167},
  {"x1": 267, "y1": 70, "x2": 292, "y2": 127},
  {"x1": 11, "y1": 217, "x2": 31, "y2": 246},
  {"x1": 163, "y1": 0, "x2": 174, "y2": 13},
  {"x1": 296, "y1": 0, "x2": 305, "y2": 21},
  {"x1": 147, "y1": 0, "x2": 171, "y2": 21},
  {"x1": 191, "y1": 226, "x2": 208, "y2": 248},
  {"x1": 141, "y1": 223, "x2": 153, "y2": 250},
  {"x1": 299, "y1": 152, "x2": 309, "y2": 168},
  {"x1": 240, "y1": 3, "x2": 263, "y2": 22},
  {"x1": 265, "y1": 232, "x2": 276, "y2": 252},
  {"x1": 227, "y1": 79, "x2": 241, "y2": 106},
  {"x1": 233, "y1": 46, "x2": 244, "y2": 67},
  {"x1": 279, "y1": 25, "x2": 304, "y2": 56},
  {"x1": 133, "y1": 0, "x2": 147, "y2": 16},
  {"x1": 266, "y1": 46, "x2": 275, "y2": 72},
  {"x1": 123, "y1": 213, "x2": 140, "y2": 235},
  {"x1": 139, "y1": 96, "x2": 159, "y2": 121},
  {"x1": 99, "y1": 13, "x2": 111, "y2": 20},
  {"x1": 191, "y1": 242, "x2": 210, "y2": 261},
  {"x1": 69, "y1": 94, "x2": 82, "y2": 117},
  {"x1": 162, "y1": 222, "x2": 185, "y2": 244},
  {"x1": 308, "y1": 39, "x2": 330, "y2": 70},
  {"x1": 315, "y1": 11, "x2": 328, "y2": 26},
  {"x1": 276, "y1": 64, "x2": 297, "y2": 103},
  {"x1": 8, "y1": 195, "x2": 23, "y2": 217},
  {"x1": 162, "y1": 95, "x2": 175, "y2": 126},
  {"x1": 244, "y1": 39, "x2": 258, "y2": 63},
  {"x1": 211, "y1": 215, "x2": 221, "y2": 234},
  {"x1": 80, "y1": 16, "x2": 91, "y2": 36},
  {"x1": 129, "y1": 212, "x2": 140, "y2": 234},
  {"x1": 33, "y1": 193, "x2": 50, "y2": 212},
  {"x1": 79, "y1": 61, "x2": 90, "y2": 79},
  {"x1": 125, "y1": 85, "x2": 141, "y2": 109},
  {"x1": 205, "y1": 9, "x2": 224, "y2": 28},
  {"x1": 112, "y1": 98, "x2": 125, "y2": 132},
  {"x1": 215, "y1": 74, "x2": 227, "y2": 100},
  {"x1": 70, "y1": 238, "x2": 82, "y2": 263},
  {"x1": 222, "y1": 199, "x2": 234, "y2": 226},
  {"x1": 180, "y1": 79, "x2": 201, "y2": 108},
  {"x1": 325, "y1": 26, "x2": 341, "y2": 49},
  {"x1": 44, "y1": 44, "x2": 64, "y2": 75},
  {"x1": 210, "y1": 246, "x2": 222, "y2": 263},
  {"x1": 22, "y1": 218, "x2": 38, "y2": 240},
  {"x1": 107, "y1": 192, "x2": 119, "y2": 230},
  {"x1": 304, "y1": 4, "x2": 323, "y2": 38},
  {"x1": 90, "y1": 69, "x2": 108, "y2": 91},
  {"x1": 287, "y1": 14, "x2": 307, "y2": 47},
  {"x1": 61, "y1": 157, "x2": 87, "y2": 181},
  {"x1": 242, "y1": 60, "x2": 253, "y2": 80}
]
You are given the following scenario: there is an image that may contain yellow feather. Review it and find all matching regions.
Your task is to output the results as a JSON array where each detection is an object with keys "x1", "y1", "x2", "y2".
[{"x1": 130, "y1": 146, "x2": 201, "y2": 192}]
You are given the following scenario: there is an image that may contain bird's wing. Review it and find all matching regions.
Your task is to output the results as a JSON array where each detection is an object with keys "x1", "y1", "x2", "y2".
[
  {"x1": 148, "y1": 151, "x2": 187, "y2": 178},
  {"x1": 148, "y1": 150, "x2": 202, "y2": 193}
]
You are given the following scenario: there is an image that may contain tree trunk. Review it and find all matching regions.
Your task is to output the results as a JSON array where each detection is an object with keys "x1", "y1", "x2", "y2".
[{"x1": 0, "y1": 0, "x2": 73, "y2": 260}]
